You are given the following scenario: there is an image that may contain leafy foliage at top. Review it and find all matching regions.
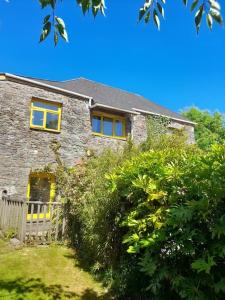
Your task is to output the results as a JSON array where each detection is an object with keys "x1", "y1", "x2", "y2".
[
  {"x1": 182, "y1": 107, "x2": 225, "y2": 150},
  {"x1": 38, "y1": 0, "x2": 223, "y2": 44}
]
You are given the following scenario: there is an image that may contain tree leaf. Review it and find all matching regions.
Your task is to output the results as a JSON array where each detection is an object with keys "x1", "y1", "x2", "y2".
[
  {"x1": 195, "y1": 4, "x2": 204, "y2": 34},
  {"x1": 153, "y1": 9, "x2": 160, "y2": 30},
  {"x1": 39, "y1": 0, "x2": 51, "y2": 9},
  {"x1": 145, "y1": 11, "x2": 151, "y2": 23},
  {"x1": 92, "y1": 6, "x2": 98, "y2": 17},
  {"x1": 157, "y1": 2, "x2": 164, "y2": 18},
  {"x1": 191, "y1": 0, "x2": 199, "y2": 11},
  {"x1": 55, "y1": 16, "x2": 69, "y2": 42},
  {"x1": 55, "y1": 17, "x2": 66, "y2": 28},
  {"x1": 139, "y1": 8, "x2": 146, "y2": 21},
  {"x1": 50, "y1": 0, "x2": 56, "y2": 9},
  {"x1": 40, "y1": 0, "x2": 56, "y2": 9},
  {"x1": 127, "y1": 245, "x2": 140, "y2": 254},
  {"x1": 191, "y1": 256, "x2": 216, "y2": 274},
  {"x1": 80, "y1": 0, "x2": 90, "y2": 15},
  {"x1": 209, "y1": 0, "x2": 221, "y2": 11},
  {"x1": 56, "y1": 24, "x2": 69, "y2": 42},
  {"x1": 39, "y1": 21, "x2": 51, "y2": 42},
  {"x1": 183, "y1": 0, "x2": 188, "y2": 7},
  {"x1": 44, "y1": 14, "x2": 51, "y2": 24},
  {"x1": 144, "y1": 0, "x2": 153, "y2": 10},
  {"x1": 210, "y1": 8, "x2": 223, "y2": 25},
  {"x1": 206, "y1": 13, "x2": 213, "y2": 30}
]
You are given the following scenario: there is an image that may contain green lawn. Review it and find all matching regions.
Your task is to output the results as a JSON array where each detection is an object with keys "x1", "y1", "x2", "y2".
[{"x1": 0, "y1": 239, "x2": 110, "y2": 300}]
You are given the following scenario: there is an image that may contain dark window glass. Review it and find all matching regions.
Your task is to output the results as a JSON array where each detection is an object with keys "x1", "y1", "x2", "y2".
[
  {"x1": 103, "y1": 117, "x2": 113, "y2": 136},
  {"x1": 29, "y1": 177, "x2": 51, "y2": 214},
  {"x1": 32, "y1": 110, "x2": 44, "y2": 127},
  {"x1": 92, "y1": 116, "x2": 101, "y2": 133},
  {"x1": 46, "y1": 113, "x2": 59, "y2": 130},
  {"x1": 32, "y1": 101, "x2": 59, "y2": 111},
  {"x1": 115, "y1": 120, "x2": 124, "y2": 137}
]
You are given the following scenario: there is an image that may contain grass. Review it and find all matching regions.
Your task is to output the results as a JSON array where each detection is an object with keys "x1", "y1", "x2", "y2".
[{"x1": 0, "y1": 239, "x2": 110, "y2": 300}]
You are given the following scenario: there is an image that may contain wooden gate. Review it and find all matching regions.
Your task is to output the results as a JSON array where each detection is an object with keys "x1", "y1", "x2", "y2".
[{"x1": 0, "y1": 198, "x2": 65, "y2": 244}]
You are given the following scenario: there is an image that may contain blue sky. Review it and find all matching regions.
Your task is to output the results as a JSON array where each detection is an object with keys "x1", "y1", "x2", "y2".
[{"x1": 0, "y1": 0, "x2": 224, "y2": 114}]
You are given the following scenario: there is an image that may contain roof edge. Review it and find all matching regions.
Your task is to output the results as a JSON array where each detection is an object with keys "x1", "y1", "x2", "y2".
[
  {"x1": 132, "y1": 108, "x2": 196, "y2": 125},
  {"x1": 91, "y1": 103, "x2": 140, "y2": 115},
  {"x1": 0, "y1": 73, "x2": 93, "y2": 101},
  {"x1": 0, "y1": 73, "x2": 196, "y2": 125}
]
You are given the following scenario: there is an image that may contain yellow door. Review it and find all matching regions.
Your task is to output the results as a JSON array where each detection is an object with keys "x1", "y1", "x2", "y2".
[{"x1": 27, "y1": 173, "x2": 55, "y2": 220}]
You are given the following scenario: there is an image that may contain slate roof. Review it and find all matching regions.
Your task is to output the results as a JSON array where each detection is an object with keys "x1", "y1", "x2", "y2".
[{"x1": 3, "y1": 74, "x2": 193, "y2": 124}]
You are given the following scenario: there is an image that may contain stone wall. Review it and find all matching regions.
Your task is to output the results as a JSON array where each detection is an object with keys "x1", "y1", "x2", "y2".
[
  {"x1": 131, "y1": 114, "x2": 195, "y2": 145},
  {"x1": 169, "y1": 120, "x2": 195, "y2": 144},
  {"x1": 0, "y1": 80, "x2": 91, "y2": 200},
  {"x1": 0, "y1": 79, "x2": 195, "y2": 200},
  {"x1": 131, "y1": 114, "x2": 148, "y2": 144}
]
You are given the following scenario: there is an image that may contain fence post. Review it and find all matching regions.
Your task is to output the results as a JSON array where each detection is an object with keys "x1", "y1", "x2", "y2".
[
  {"x1": 0, "y1": 199, "x2": 3, "y2": 230},
  {"x1": 61, "y1": 203, "x2": 66, "y2": 242},
  {"x1": 19, "y1": 200, "x2": 27, "y2": 242}
]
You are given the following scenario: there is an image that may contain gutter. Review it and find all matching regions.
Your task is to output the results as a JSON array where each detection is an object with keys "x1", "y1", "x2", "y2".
[
  {"x1": 132, "y1": 108, "x2": 197, "y2": 126},
  {"x1": 90, "y1": 103, "x2": 140, "y2": 115},
  {"x1": 1, "y1": 73, "x2": 93, "y2": 101}
]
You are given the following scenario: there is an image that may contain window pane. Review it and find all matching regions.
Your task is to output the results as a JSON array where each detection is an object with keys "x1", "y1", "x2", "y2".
[
  {"x1": 103, "y1": 117, "x2": 113, "y2": 136},
  {"x1": 29, "y1": 176, "x2": 51, "y2": 214},
  {"x1": 92, "y1": 116, "x2": 101, "y2": 133},
  {"x1": 32, "y1": 110, "x2": 44, "y2": 127},
  {"x1": 46, "y1": 113, "x2": 59, "y2": 130},
  {"x1": 115, "y1": 120, "x2": 124, "y2": 137},
  {"x1": 32, "y1": 100, "x2": 59, "y2": 111}
]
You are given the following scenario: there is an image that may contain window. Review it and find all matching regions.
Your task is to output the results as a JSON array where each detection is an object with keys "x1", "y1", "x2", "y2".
[
  {"x1": 30, "y1": 99, "x2": 62, "y2": 132},
  {"x1": 27, "y1": 173, "x2": 55, "y2": 220},
  {"x1": 92, "y1": 115, "x2": 101, "y2": 133},
  {"x1": 91, "y1": 112, "x2": 126, "y2": 139}
]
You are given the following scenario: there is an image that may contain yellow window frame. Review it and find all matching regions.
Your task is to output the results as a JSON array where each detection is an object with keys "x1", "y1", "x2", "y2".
[
  {"x1": 91, "y1": 112, "x2": 127, "y2": 139},
  {"x1": 30, "y1": 99, "x2": 62, "y2": 132},
  {"x1": 26, "y1": 172, "x2": 56, "y2": 220}
]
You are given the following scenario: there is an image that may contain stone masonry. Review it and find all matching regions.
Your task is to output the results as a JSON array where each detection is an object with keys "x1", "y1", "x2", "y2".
[{"x1": 0, "y1": 78, "x2": 195, "y2": 200}]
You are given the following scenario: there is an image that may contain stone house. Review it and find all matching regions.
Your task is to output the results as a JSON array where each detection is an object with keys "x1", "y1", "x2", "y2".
[{"x1": 0, "y1": 73, "x2": 195, "y2": 207}]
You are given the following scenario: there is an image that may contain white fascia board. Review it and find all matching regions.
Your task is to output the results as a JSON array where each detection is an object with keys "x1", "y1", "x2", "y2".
[
  {"x1": 132, "y1": 108, "x2": 197, "y2": 125},
  {"x1": 3, "y1": 73, "x2": 93, "y2": 101}
]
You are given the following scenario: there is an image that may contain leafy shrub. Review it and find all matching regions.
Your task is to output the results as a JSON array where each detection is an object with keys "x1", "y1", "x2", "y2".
[
  {"x1": 182, "y1": 107, "x2": 225, "y2": 150},
  {"x1": 5, "y1": 228, "x2": 16, "y2": 240},
  {"x1": 52, "y1": 121, "x2": 199, "y2": 297},
  {"x1": 142, "y1": 115, "x2": 189, "y2": 152},
  {"x1": 54, "y1": 141, "x2": 139, "y2": 270},
  {"x1": 108, "y1": 143, "x2": 225, "y2": 299}
]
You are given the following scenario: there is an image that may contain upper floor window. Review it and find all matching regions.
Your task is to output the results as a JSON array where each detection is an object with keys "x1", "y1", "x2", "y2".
[
  {"x1": 91, "y1": 112, "x2": 126, "y2": 139},
  {"x1": 30, "y1": 99, "x2": 62, "y2": 132}
]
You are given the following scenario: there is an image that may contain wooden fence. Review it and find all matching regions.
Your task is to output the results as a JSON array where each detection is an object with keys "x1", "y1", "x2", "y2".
[{"x1": 0, "y1": 198, "x2": 65, "y2": 244}]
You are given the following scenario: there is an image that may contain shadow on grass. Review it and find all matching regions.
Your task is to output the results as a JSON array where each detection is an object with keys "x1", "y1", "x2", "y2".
[{"x1": 0, "y1": 278, "x2": 110, "y2": 300}]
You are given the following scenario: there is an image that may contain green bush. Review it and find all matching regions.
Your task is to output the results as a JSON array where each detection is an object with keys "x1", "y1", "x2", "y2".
[
  {"x1": 54, "y1": 119, "x2": 225, "y2": 299},
  {"x1": 53, "y1": 125, "x2": 193, "y2": 297},
  {"x1": 55, "y1": 141, "x2": 139, "y2": 270},
  {"x1": 182, "y1": 107, "x2": 225, "y2": 150},
  {"x1": 108, "y1": 143, "x2": 225, "y2": 299},
  {"x1": 141, "y1": 115, "x2": 188, "y2": 152},
  {"x1": 4, "y1": 228, "x2": 16, "y2": 240}
]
